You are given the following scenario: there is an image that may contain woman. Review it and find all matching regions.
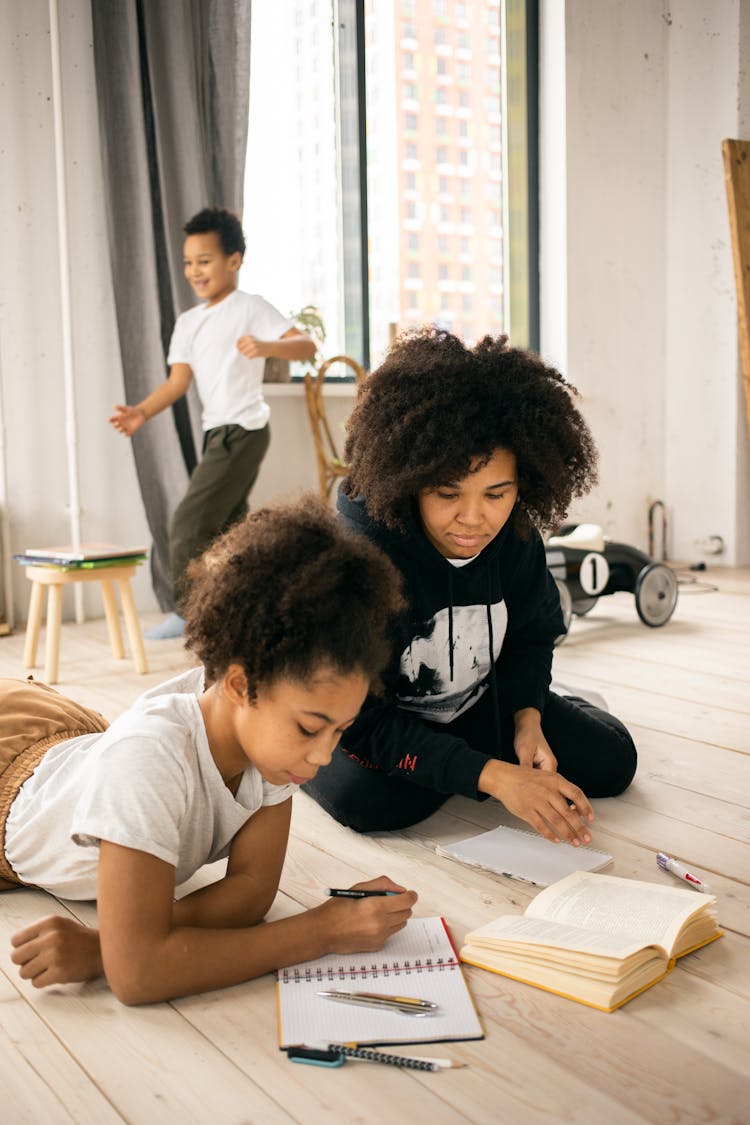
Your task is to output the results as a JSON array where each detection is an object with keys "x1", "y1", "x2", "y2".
[{"x1": 306, "y1": 329, "x2": 637, "y2": 845}]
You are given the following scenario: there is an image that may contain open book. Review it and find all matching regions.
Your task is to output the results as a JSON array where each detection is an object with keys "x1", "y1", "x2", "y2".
[
  {"x1": 277, "y1": 916, "x2": 483, "y2": 1047},
  {"x1": 459, "y1": 870, "x2": 722, "y2": 1012}
]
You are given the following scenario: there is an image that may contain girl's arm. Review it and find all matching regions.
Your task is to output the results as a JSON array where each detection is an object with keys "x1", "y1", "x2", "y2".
[
  {"x1": 172, "y1": 799, "x2": 292, "y2": 929},
  {"x1": 97, "y1": 845, "x2": 414, "y2": 1005}
]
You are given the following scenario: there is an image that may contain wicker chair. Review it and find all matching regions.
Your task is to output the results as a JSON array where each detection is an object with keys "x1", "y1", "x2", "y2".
[{"x1": 303, "y1": 354, "x2": 366, "y2": 501}]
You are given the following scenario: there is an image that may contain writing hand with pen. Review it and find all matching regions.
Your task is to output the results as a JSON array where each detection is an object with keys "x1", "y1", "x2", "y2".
[{"x1": 313, "y1": 876, "x2": 417, "y2": 955}]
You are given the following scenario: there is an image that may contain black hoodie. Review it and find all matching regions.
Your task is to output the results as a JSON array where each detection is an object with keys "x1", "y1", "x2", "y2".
[{"x1": 337, "y1": 489, "x2": 564, "y2": 800}]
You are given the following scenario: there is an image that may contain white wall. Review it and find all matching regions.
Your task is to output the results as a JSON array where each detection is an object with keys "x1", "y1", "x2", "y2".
[
  {"x1": 0, "y1": 1, "x2": 357, "y2": 627},
  {"x1": 3, "y1": 1, "x2": 748, "y2": 637},
  {"x1": 0, "y1": 0, "x2": 153, "y2": 625},
  {"x1": 542, "y1": 0, "x2": 750, "y2": 565}
]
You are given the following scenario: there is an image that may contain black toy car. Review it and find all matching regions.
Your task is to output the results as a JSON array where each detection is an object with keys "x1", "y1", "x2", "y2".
[{"x1": 545, "y1": 523, "x2": 679, "y2": 638}]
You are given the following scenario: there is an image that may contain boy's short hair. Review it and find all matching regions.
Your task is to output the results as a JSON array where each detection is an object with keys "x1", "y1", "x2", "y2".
[
  {"x1": 183, "y1": 207, "x2": 246, "y2": 259},
  {"x1": 182, "y1": 494, "x2": 405, "y2": 696}
]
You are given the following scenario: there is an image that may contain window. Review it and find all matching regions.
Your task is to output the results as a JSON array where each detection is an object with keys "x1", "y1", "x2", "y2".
[{"x1": 242, "y1": 0, "x2": 539, "y2": 374}]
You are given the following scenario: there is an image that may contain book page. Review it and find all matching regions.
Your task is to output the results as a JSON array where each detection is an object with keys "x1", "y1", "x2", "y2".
[
  {"x1": 464, "y1": 914, "x2": 652, "y2": 959},
  {"x1": 527, "y1": 871, "x2": 714, "y2": 954}
]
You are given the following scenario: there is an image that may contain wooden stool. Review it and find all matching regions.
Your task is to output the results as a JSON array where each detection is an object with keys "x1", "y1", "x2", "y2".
[{"x1": 23, "y1": 565, "x2": 148, "y2": 684}]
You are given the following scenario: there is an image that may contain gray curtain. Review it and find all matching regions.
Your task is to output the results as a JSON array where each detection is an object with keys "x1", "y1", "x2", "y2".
[{"x1": 91, "y1": 0, "x2": 252, "y2": 609}]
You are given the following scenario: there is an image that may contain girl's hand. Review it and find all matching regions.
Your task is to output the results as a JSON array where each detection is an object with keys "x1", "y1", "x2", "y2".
[
  {"x1": 513, "y1": 708, "x2": 557, "y2": 772},
  {"x1": 10, "y1": 915, "x2": 103, "y2": 988},
  {"x1": 478, "y1": 759, "x2": 594, "y2": 846},
  {"x1": 315, "y1": 876, "x2": 417, "y2": 955}
]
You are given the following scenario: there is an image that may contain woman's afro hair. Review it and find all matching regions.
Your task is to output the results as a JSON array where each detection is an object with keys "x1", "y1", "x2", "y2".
[
  {"x1": 182, "y1": 494, "x2": 405, "y2": 696},
  {"x1": 343, "y1": 327, "x2": 599, "y2": 532}
]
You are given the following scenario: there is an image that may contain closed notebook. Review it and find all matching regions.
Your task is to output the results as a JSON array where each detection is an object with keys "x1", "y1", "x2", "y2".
[
  {"x1": 459, "y1": 870, "x2": 722, "y2": 1012},
  {"x1": 23, "y1": 542, "x2": 149, "y2": 562},
  {"x1": 277, "y1": 916, "x2": 483, "y2": 1048},
  {"x1": 436, "y1": 824, "x2": 612, "y2": 886}
]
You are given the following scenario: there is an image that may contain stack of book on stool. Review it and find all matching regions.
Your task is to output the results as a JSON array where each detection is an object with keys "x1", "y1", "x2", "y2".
[{"x1": 14, "y1": 543, "x2": 148, "y2": 570}]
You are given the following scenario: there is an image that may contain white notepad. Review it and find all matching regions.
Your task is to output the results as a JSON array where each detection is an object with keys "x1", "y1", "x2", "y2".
[
  {"x1": 276, "y1": 916, "x2": 483, "y2": 1048},
  {"x1": 436, "y1": 824, "x2": 613, "y2": 886}
]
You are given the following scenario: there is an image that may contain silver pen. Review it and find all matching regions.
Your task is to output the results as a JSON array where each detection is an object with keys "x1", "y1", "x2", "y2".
[{"x1": 317, "y1": 989, "x2": 439, "y2": 1016}]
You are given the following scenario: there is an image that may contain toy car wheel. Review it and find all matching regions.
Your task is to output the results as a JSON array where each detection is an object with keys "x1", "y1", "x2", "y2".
[
  {"x1": 572, "y1": 596, "x2": 598, "y2": 617},
  {"x1": 635, "y1": 563, "x2": 678, "y2": 627},
  {"x1": 554, "y1": 579, "x2": 573, "y2": 644}
]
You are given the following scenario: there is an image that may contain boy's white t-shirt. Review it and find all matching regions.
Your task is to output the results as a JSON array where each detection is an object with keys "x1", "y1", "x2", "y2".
[
  {"x1": 167, "y1": 289, "x2": 294, "y2": 432},
  {"x1": 4, "y1": 668, "x2": 296, "y2": 900}
]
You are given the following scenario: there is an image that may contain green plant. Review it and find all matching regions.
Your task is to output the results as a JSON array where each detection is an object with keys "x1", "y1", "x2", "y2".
[{"x1": 291, "y1": 304, "x2": 326, "y2": 370}]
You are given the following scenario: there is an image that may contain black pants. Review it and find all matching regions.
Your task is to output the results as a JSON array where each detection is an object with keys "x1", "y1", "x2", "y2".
[{"x1": 304, "y1": 691, "x2": 637, "y2": 833}]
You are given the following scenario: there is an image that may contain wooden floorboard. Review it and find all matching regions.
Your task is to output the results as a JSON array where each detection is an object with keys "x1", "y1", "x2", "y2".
[{"x1": 0, "y1": 564, "x2": 748, "y2": 1123}]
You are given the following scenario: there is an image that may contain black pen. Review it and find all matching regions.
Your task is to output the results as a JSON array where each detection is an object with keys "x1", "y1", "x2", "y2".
[{"x1": 327, "y1": 888, "x2": 400, "y2": 898}]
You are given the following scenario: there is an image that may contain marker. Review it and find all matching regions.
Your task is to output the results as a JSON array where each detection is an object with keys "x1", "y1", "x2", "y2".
[
  {"x1": 656, "y1": 852, "x2": 712, "y2": 893},
  {"x1": 327, "y1": 888, "x2": 400, "y2": 898},
  {"x1": 317, "y1": 989, "x2": 439, "y2": 1016}
]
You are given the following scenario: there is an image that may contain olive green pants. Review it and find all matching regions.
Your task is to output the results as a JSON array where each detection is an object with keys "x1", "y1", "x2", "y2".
[{"x1": 170, "y1": 423, "x2": 270, "y2": 608}]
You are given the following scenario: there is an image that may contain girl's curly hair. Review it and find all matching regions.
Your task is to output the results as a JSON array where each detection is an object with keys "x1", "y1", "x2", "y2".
[
  {"x1": 182, "y1": 495, "x2": 405, "y2": 696},
  {"x1": 343, "y1": 327, "x2": 599, "y2": 532}
]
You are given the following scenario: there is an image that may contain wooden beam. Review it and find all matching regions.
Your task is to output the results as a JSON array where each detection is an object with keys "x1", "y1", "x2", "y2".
[{"x1": 722, "y1": 138, "x2": 750, "y2": 439}]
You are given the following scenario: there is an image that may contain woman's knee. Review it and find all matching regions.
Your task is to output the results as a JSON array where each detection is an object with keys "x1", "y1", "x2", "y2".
[{"x1": 594, "y1": 713, "x2": 638, "y2": 795}]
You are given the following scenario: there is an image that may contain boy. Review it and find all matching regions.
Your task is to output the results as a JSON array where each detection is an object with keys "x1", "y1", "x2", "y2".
[{"x1": 110, "y1": 207, "x2": 316, "y2": 638}]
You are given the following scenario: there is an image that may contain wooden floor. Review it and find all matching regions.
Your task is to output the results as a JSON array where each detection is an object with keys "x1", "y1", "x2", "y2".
[{"x1": 1, "y1": 567, "x2": 748, "y2": 1124}]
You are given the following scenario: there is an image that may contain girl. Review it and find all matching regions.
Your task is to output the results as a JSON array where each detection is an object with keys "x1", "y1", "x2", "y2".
[
  {"x1": 2, "y1": 497, "x2": 415, "y2": 1004},
  {"x1": 306, "y1": 329, "x2": 637, "y2": 844}
]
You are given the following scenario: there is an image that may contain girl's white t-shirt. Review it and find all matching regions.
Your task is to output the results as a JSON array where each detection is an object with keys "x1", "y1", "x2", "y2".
[
  {"x1": 4, "y1": 668, "x2": 295, "y2": 900},
  {"x1": 167, "y1": 289, "x2": 293, "y2": 432}
]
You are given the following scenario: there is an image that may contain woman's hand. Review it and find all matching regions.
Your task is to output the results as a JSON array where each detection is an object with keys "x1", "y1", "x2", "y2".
[
  {"x1": 513, "y1": 707, "x2": 557, "y2": 771},
  {"x1": 314, "y1": 876, "x2": 417, "y2": 955},
  {"x1": 10, "y1": 915, "x2": 103, "y2": 988},
  {"x1": 478, "y1": 759, "x2": 594, "y2": 845}
]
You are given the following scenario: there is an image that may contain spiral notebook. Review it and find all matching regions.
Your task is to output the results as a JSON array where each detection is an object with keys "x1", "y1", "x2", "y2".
[
  {"x1": 436, "y1": 824, "x2": 612, "y2": 887},
  {"x1": 276, "y1": 916, "x2": 483, "y2": 1048}
]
